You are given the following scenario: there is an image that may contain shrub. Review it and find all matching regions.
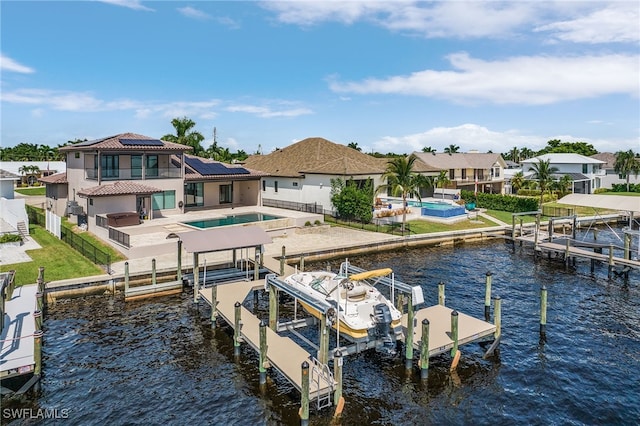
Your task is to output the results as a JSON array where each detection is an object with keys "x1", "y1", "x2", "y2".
[
  {"x1": 0, "y1": 233, "x2": 23, "y2": 243},
  {"x1": 304, "y1": 221, "x2": 312, "y2": 227},
  {"x1": 593, "y1": 188, "x2": 610, "y2": 194},
  {"x1": 461, "y1": 190, "x2": 539, "y2": 212},
  {"x1": 314, "y1": 220, "x2": 321, "y2": 225}
]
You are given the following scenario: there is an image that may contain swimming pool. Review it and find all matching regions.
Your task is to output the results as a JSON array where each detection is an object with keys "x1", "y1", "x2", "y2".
[
  {"x1": 182, "y1": 213, "x2": 282, "y2": 229},
  {"x1": 407, "y1": 200, "x2": 466, "y2": 218}
]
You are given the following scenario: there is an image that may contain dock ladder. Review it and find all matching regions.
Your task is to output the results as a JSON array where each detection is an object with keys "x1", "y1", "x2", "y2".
[{"x1": 310, "y1": 356, "x2": 334, "y2": 410}]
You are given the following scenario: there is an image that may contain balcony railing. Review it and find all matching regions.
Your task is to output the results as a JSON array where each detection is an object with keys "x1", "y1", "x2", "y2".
[{"x1": 85, "y1": 167, "x2": 182, "y2": 180}]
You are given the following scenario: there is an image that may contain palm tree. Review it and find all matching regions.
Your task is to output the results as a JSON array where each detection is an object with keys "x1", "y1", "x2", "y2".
[
  {"x1": 162, "y1": 117, "x2": 205, "y2": 156},
  {"x1": 555, "y1": 174, "x2": 573, "y2": 197},
  {"x1": 510, "y1": 171, "x2": 525, "y2": 194},
  {"x1": 530, "y1": 159, "x2": 558, "y2": 207},
  {"x1": 444, "y1": 144, "x2": 460, "y2": 154},
  {"x1": 435, "y1": 170, "x2": 451, "y2": 199},
  {"x1": 520, "y1": 147, "x2": 535, "y2": 160},
  {"x1": 422, "y1": 146, "x2": 437, "y2": 153},
  {"x1": 614, "y1": 150, "x2": 640, "y2": 192},
  {"x1": 376, "y1": 154, "x2": 424, "y2": 232},
  {"x1": 347, "y1": 142, "x2": 362, "y2": 151},
  {"x1": 509, "y1": 146, "x2": 520, "y2": 163}
]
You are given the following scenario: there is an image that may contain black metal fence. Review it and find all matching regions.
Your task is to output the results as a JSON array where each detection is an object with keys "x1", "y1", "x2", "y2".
[
  {"x1": 262, "y1": 198, "x2": 324, "y2": 214},
  {"x1": 26, "y1": 205, "x2": 112, "y2": 273},
  {"x1": 109, "y1": 227, "x2": 130, "y2": 248},
  {"x1": 324, "y1": 215, "x2": 413, "y2": 236}
]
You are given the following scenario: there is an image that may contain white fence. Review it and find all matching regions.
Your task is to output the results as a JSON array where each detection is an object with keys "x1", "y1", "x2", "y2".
[{"x1": 46, "y1": 210, "x2": 61, "y2": 239}]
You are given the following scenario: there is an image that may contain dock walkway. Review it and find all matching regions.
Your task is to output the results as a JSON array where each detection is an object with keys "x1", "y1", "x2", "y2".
[
  {"x1": 536, "y1": 241, "x2": 640, "y2": 269},
  {"x1": 402, "y1": 304, "x2": 496, "y2": 355},
  {"x1": 199, "y1": 280, "x2": 334, "y2": 399},
  {"x1": 1, "y1": 284, "x2": 37, "y2": 378}
]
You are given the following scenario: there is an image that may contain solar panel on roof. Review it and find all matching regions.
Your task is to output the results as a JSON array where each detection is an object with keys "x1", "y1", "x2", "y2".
[
  {"x1": 120, "y1": 139, "x2": 164, "y2": 146},
  {"x1": 185, "y1": 157, "x2": 250, "y2": 176}
]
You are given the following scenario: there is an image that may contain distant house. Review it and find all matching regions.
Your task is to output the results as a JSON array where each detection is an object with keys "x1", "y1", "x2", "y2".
[
  {"x1": 243, "y1": 137, "x2": 440, "y2": 213},
  {"x1": 43, "y1": 133, "x2": 266, "y2": 232},
  {"x1": 521, "y1": 153, "x2": 605, "y2": 194},
  {"x1": 0, "y1": 169, "x2": 20, "y2": 199},
  {"x1": 0, "y1": 161, "x2": 66, "y2": 187},
  {"x1": 412, "y1": 152, "x2": 507, "y2": 195},
  {"x1": 0, "y1": 169, "x2": 28, "y2": 236},
  {"x1": 590, "y1": 152, "x2": 640, "y2": 189}
]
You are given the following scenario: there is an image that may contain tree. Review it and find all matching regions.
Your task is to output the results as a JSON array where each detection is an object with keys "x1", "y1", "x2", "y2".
[
  {"x1": 538, "y1": 139, "x2": 598, "y2": 156},
  {"x1": 330, "y1": 178, "x2": 373, "y2": 223},
  {"x1": 162, "y1": 117, "x2": 205, "y2": 156},
  {"x1": 435, "y1": 170, "x2": 451, "y2": 199},
  {"x1": 347, "y1": 142, "x2": 362, "y2": 151},
  {"x1": 422, "y1": 146, "x2": 437, "y2": 153},
  {"x1": 444, "y1": 144, "x2": 460, "y2": 154},
  {"x1": 375, "y1": 154, "x2": 425, "y2": 232},
  {"x1": 554, "y1": 174, "x2": 573, "y2": 197},
  {"x1": 520, "y1": 147, "x2": 535, "y2": 160},
  {"x1": 614, "y1": 150, "x2": 640, "y2": 192},
  {"x1": 510, "y1": 171, "x2": 525, "y2": 194},
  {"x1": 530, "y1": 159, "x2": 558, "y2": 207},
  {"x1": 508, "y1": 146, "x2": 520, "y2": 163}
]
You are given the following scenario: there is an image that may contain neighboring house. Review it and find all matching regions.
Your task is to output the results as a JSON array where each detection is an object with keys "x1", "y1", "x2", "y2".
[
  {"x1": 0, "y1": 161, "x2": 66, "y2": 186},
  {"x1": 413, "y1": 151, "x2": 507, "y2": 195},
  {"x1": 521, "y1": 153, "x2": 605, "y2": 194},
  {"x1": 590, "y1": 152, "x2": 640, "y2": 189},
  {"x1": 46, "y1": 133, "x2": 266, "y2": 233},
  {"x1": 0, "y1": 169, "x2": 28, "y2": 236},
  {"x1": 243, "y1": 137, "x2": 440, "y2": 213}
]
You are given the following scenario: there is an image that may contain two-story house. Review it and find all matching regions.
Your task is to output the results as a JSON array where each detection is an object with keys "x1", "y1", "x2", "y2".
[
  {"x1": 520, "y1": 153, "x2": 605, "y2": 194},
  {"x1": 413, "y1": 152, "x2": 506, "y2": 195},
  {"x1": 42, "y1": 133, "x2": 267, "y2": 232},
  {"x1": 590, "y1": 152, "x2": 640, "y2": 189}
]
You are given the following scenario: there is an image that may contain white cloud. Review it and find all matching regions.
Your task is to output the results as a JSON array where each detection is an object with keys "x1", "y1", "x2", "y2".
[
  {"x1": 535, "y1": 3, "x2": 640, "y2": 44},
  {"x1": 371, "y1": 124, "x2": 639, "y2": 155},
  {"x1": 226, "y1": 103, "x2": 312, "y2": 118},
  {"x1": 99, "y1": 0, "x2": 154, "y2": 12},
  {"x1": 1, "y1": 54, "x2": 35, "y2": 73},
  {"x1": 177, "y1": 6, "x2": 211, "y2": 20},
  {"x1": 329, "y1": 53, "x2": 640, "y2": 105},
  {"x1": 263, "y1": 1, "x2": 639, "y2": 43}
]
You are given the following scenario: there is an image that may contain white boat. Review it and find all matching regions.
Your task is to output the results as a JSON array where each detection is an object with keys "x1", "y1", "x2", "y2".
[{"x1": 283, "y1": 268, "x2": 403, "y2": 353}]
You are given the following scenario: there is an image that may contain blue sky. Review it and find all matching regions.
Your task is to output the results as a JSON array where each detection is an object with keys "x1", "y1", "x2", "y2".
[{"x1": 2, "y1": 1, "x2": 639, "y2": 156}]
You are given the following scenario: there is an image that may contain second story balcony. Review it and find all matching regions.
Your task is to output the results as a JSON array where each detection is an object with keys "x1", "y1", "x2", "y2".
[{"x1": 85, "y1": 167, "x2": 182, "y2": 181}]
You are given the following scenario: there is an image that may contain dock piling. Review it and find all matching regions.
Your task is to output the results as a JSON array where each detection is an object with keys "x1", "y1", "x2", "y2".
[
  {"x1": 405, "y1": 292, "x2": 414, "y2": 370},
  {"x1": 210, "y1": 284, "x2": 217, "y2": 327},
  {"x1": 124, "y1": 262, "x2": 129, "y2": 294},
  {"x1": 333, "y1": 349, "x2": 344, "y2": 409},
  {"x1": 300, "y1": 361, "x2": 310, "y2": 426},
  {"x1": 484, "y1": 272, "x2": 492, "y2": 321},
  {"x1": 152, "y1": 258, "x2": 156, "y2": 285},
  {"x1": 319, "y1": 312, "x2": 329, "y2": 365},
  {"x1": 494, "y1": 296, "x2": 502, "y2": 339},
  {"x1": 193, "y1": 253, "x2": 200, "y2": 303},
  {"x1": 234, "y1": 301, "x2": 241, "y2": 356},
  {"x1": 34, "y1": 329, "x2": 43, "y2": 376},
  {"x1": 268, "y1": 283, "x2": 278, "y2": 331},
  {"x1": 259, "y1": 321, "x2": 268, "y2": 385},
  {"x1": 300, "y1": 255, "x2": 305, "y2": 272},
  {"x1": 280, "y1": 246, "x2": 286, "y2": 276},
  {"x1": 608, "y1": 244, "x2": 614, "y2": 279},
  {"x1": 540, "y1": 286, "x2": 547, "y2": 339},
  {"x1": 420, "y1": 318, "x2": 430, "y2": 379},
  {"x1": 34, "y1": 310, "x2": 42, "y2": 331},
  {"x1": 450, "y1": 310, "x2": 459, "y2": 358},
  {"x1": 438, "y1": 281, "x2": 445, "y2": 306},
  {"x1": 177, "y1": 240, "x2": 182, "y2": 282}
]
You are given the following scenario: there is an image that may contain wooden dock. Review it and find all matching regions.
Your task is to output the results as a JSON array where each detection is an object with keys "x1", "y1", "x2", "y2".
[
  {"x1": 1, "y1": 284, "x2": 38, "y2": 379},
  {"x1": 536, "y1": 241, "x2": 640, "y2": 270},
  {"x1": 199, "y1": 280, "x2": 335, "y2": 400},
  {"x1": 402, "y1": 304, "x2": 496, "y2": 355}
]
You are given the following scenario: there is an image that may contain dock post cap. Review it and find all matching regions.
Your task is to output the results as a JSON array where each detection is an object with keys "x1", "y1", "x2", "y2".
[
  {"x1": 541, "y1": 285, "x2": 547, "y2": 290},
  {"x1": 302, "y1": 361, "x2": 309, "y2": 369},
  {"x1": 259, "y1": 320, "x2": 266, "y2": 327},
  {"x1": 334, "y1": 349, "x2": 342, "y2": 357},
  {"x1": 234, "y1": 301, "x2": 241, "y2": 307},
  {"x1": 486, "y1": 271, "x2": 493, "y2": 276},
  {"x1": 493, "y1": 295, "x2": 501, "y2": 300},
  {"x1": 451, "y1": 310, "x2": 459, "y2": 316},
  {"x1": 422, "y1": 318, "x2": 429, "y2": 325}
]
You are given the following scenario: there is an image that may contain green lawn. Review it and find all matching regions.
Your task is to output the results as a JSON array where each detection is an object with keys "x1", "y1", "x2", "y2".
[
  {"x1": 15, "y1": 186, "x2": 46, "y2": 196},
  {"x1": 0, "y1": 226, "x2": 106, "y2": 285}
]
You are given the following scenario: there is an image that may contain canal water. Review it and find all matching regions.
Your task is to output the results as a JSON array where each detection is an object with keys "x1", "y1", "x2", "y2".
[{"x1": 3, "y1": 227, "x2": 639, "y2": 425}]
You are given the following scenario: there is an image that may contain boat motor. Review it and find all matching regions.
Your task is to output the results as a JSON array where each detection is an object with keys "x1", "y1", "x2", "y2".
[{"x1": 373, "y1": 303, "x2": 397, "y2": 355}]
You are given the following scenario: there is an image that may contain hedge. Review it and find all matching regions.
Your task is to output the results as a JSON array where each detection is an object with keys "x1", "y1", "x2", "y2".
[{"x1": 461, "y1": 190, "x2": 539, "y2": 213}]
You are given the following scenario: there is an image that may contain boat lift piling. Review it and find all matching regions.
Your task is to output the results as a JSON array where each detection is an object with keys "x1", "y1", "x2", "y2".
[
  {"x1": 540, "y1": 286, "x2": 548, "y2": 341},
  {"x1": 484, "y1": 272, "x2": 492, "y2": 321}
]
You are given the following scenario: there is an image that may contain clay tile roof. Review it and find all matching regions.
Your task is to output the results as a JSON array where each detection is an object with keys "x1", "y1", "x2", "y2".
[
  {"x1": 78, "y1": 181, "x2": 163, "y2": 197},
  {"x1": 38, "y1": 172, "x2": 67, "y2": 184},
  {"x1": 243, "y1": 137, "x2": 386, "y2": 177},
  {"x1": 413, "y1": 152, "x2": 505, "y2": 169},
  {"x1": 58, "y1": 132, "x2": 192, "y2": 152},
  {"x1": 590, "y1": 152, "x2": 617, "y2": 169}
]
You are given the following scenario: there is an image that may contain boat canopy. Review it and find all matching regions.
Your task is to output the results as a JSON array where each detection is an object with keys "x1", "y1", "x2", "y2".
[
  {"x1": 349, "y1": 268, "x2": 393, "y2": 281},
  {"x1": 558, "y1": 194, "x2": 640, "y2": 213}
]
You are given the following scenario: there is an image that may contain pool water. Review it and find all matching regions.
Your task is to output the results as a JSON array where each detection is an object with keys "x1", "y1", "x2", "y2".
[
  {"x1": 182, "y1": 212, "x2": 281, "y2": 229},
  {"x1": 408, "y1": 200, "x2": 466, "y2": 218}
]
